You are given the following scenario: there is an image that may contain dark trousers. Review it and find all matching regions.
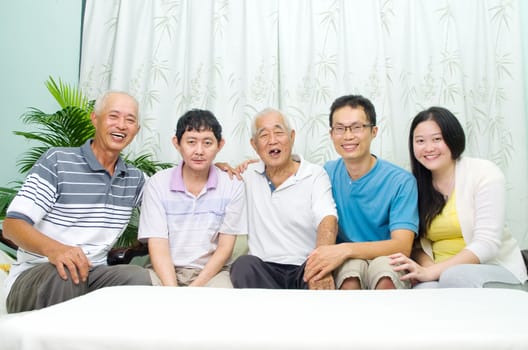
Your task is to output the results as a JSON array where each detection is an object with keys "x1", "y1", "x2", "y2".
[
  {"x1": 230, "y1": 255, "x2": 307, "y2": 289},
  {"x1": 6, "y1": 263, "x2": 152, "y2": 313}
]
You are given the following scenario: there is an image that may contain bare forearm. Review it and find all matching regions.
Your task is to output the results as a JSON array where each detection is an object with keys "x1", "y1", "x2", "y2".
[
  {"x1": 340, "y1": 241, "x2": 394, "y2": 260},
  {"x1": 191, "y1": 249, "x2": 230, "y2": 286},
  {"x1": 192, "y1": 234, "x2": 235, "y2": 286},
  {"x1": 3, "y1": 217, "x2": 91, "y2": 283},
  {"x1": 148, "y1": 238, "x2": 178, "y2": 286},
  {"x1": 341, "y1": 230, "x2": 414, "y2": 260},
  {"x1": 425, "y1": 249, "x2": 480, "y2": 280},
  {"x1": 3, "y1": 217, "x2": 64, "y2": 256},
  {"x1": 316, "y1": 215, "x2": 337, "y2": 247},
  {"x1": 303, "y1": 217, "x2": 338, "y2": 283}
]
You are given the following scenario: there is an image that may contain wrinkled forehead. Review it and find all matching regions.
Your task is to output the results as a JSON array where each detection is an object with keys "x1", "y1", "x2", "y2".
[{"x1": 255, "y1": 113, "x2": 288, "y2": 131}]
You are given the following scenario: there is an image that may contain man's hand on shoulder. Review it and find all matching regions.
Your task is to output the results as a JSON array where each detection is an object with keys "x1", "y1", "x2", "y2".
[
  {"x1": 215, "y1": 162, "x2": 242, "y2": 180},
  {"x1": 215, "y1": 159, "x2": 258, "y2": 180}
]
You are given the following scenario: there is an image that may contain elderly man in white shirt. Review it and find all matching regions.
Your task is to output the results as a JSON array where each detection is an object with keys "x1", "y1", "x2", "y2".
[{"x1": 230, "y1": 108, "x2": 338, "y2": 290}]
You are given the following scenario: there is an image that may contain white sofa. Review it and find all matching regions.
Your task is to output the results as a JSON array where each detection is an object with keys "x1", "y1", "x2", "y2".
[
  {"x1": 1, "y1": 286, "x2": 528, "y2": 350},
  {"x1": 1, "y1": 244, "x2": 528, "y2": 349},
  {"x1": 0, "y1": 236, "x2": 249, "y2": 317}
]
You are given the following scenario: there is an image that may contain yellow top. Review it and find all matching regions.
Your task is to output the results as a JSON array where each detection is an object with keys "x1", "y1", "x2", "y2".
[{"x1": 426, "y1": 192, "x2": 466, "y2": 263}]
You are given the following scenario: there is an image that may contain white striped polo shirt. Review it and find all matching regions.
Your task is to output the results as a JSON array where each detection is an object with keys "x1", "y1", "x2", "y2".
[
  {"x1": 138, "y1": 164, "x2": 247, "y2": 269},
  {"x1": 4, "y1": 139, "x2": 145, "y2": 294}
]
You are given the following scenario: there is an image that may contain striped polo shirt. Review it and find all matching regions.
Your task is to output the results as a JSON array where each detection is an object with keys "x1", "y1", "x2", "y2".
[
  {"x1": 138, "y1": 164, "x2": 247, "y2": 269},
  {"x1": 4, "y1": 139, "x2": 145, "y2": 293}
]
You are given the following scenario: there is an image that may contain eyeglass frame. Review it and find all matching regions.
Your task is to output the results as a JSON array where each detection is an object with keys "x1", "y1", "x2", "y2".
[{"x1": 330, "y1": 123, "x2": 374, "y2": 136}]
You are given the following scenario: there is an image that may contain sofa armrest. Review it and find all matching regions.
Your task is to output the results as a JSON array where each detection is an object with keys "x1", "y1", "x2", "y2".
[
  {"x1": 522, "y1": 249, "x2": 528, "y2": 269},
  {"x1": 0, "y1": 229, "x2": 18, "y2": 259},
  {"x1": 0, "y1": 230, "x2": 17, "y2": 251},
  {"x1": 107, "y1": 241, "x2": 148, "y2": 265}
]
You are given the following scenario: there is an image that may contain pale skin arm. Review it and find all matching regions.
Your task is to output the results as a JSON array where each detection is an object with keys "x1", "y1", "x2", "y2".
[
  {"x1": 2, "y1": 217, "x2": 92, "y2": 284},
  {"x1": 190, "y1": 233, "x2": 236, "y2": 287},
  {"x1": 215, "y1": 159, "x2": 259, "y2": 180},
  {"x1": 304, "y1": 215, "x2": 338, "y2": 289},
  {"x1": 214, "y1": 162, "x2": 242, "y2": 180},
  {"x1": 303, "y1": 229, "x2": 415, "y2": 283},
  {"x1": 148, "y1": 237, "x2": 178, "y2": 286},
  {"x1": 390, "y1": 248, "x2": 479, "y2": 283}
]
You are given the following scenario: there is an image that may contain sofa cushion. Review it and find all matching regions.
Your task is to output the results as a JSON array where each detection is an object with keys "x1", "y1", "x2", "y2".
[{"x1": 0, "y1": 250, "x2": 15, "y2": 316}]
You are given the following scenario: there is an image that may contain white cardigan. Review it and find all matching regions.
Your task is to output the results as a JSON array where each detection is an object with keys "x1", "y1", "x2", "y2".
[{"x1": 420, "y1": 156, "x2": 528, "y2": 282}]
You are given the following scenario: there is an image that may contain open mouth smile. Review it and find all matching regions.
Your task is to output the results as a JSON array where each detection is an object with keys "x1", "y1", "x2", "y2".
[{"x1": 111, "y1": 132, "x2": 126, "y2": 140}]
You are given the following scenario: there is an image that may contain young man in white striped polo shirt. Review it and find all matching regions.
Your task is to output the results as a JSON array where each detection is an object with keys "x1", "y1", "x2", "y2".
[
  {"x1": 3, "y1": 91, "x2": 152, "y2": 313},
  {"x1": 138, "y1": 109, "x2": 246, "y2": 287}
]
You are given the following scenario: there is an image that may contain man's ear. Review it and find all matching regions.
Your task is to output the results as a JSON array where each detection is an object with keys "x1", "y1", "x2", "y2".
[
  {"x1": 250, "y1": 137, "x2": 257, "y2": 152},
  {"x1": 90, "y1": 111, "x2": 97, "y2": 127},
  {"x1": 218, "y1": 138, "x2": 225, "y2": 151},
  {"x1": 371, "y1": 125, "x2": 379, "y2": 139},
  {"x1": 172, "y1": 136, "x2": 180, "y2": 150}
]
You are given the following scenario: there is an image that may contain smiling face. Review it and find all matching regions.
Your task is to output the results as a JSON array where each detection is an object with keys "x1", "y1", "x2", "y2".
[
  {"x1": 330, "y1": 105, "x2": 377, "y2": 163},
  {"x1": 174, "y1": 128, "x2": 224, "y2": 174},
  {"x1": 250, "y1": 111, "x2": 295, "y2": 169},
  {"x1": 412, "y1": 119, "x2": 454, "y2": 174},
  {"x1": 91, "y1": 92, "x2": 140, "y2": 155}
]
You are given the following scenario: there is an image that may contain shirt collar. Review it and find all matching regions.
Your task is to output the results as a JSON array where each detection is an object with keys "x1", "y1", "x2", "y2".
[
  {"x1": 254, "y1": 154, "x2": 310, "y2": 180},
  {"x1": 170, "y1": 162, "x2": 219, "y2": 192},
  {"x1": 80, "y1": 139, "x2": 128, "y2": 176}
]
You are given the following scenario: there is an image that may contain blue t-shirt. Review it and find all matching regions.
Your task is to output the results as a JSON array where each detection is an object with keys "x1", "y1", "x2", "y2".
[{"x1": 324, "y1": 156, "x2": 418, "y2": 243}]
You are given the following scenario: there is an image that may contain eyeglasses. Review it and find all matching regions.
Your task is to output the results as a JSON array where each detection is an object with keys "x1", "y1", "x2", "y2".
[{"x1": 331, "y1": 123, "x2": 373, "y2": 136}]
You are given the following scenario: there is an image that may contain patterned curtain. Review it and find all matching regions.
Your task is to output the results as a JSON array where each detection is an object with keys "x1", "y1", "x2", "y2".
[{"x1": 80, "y1": 0, "x2": 528, "y2": 247}]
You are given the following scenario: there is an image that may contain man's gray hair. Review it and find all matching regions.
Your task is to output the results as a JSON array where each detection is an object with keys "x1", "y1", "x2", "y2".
[
  {"x1": 251, "y1": 107, "x2": 292, "y2": 137},
  {"x1": 93, "y1": 90, "x2": 139, "y2": 120}
]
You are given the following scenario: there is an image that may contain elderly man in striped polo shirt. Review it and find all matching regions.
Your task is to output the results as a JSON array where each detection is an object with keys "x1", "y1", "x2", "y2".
[{"x1": 3, "y1": 91, "x2": 152, "y2": 313}]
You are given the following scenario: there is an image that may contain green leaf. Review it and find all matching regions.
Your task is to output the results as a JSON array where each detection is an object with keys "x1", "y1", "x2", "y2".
[
  {"x1": 0, "y1": 184, "x2": 20, "y2": 220},
  {"x1": 124, "y1": 153, "x2": 173, "y2": 177},
  {"x1": 45, "y1": 76, "x2": 91, "y2": 110}
]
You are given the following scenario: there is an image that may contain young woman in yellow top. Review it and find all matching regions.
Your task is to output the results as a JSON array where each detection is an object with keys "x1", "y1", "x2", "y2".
[{"x1": 390, "y1": 106, "x2": 527, "y2": 288}]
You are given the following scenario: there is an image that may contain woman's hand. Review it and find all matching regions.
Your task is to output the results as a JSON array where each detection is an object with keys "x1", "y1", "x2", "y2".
[{"x1": 389, "y1": 252, "x2": 436, "y2": 283}]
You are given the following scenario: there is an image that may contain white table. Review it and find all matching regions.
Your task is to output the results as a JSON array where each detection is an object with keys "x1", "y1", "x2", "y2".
[{"x1": 1, "y1": 286, "x2": 527, "y2": 350}]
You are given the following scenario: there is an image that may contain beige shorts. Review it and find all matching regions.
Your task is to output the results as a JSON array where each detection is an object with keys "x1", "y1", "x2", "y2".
[
  {"x1": 333, "y1": 256, "x2": 410, "y2": 289},
  {"x1": 149, "y1": 267, "x2": 232, "y2": 288}
]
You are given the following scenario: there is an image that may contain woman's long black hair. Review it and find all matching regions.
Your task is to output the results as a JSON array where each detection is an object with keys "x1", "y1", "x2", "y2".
[{"x1": 409, "y1": 107, "x2": 466, "y2": 237}]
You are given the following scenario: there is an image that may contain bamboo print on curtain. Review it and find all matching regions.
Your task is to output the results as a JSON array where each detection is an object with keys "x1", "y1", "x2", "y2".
[{"x1": 79, "y1": 0, "x2": 528, "y2": 247}]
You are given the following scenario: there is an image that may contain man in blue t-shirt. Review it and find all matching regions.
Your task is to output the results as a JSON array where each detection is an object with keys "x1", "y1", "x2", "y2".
[{"x1": 303, "y1": 94, "x2": 418, "y2": 290}]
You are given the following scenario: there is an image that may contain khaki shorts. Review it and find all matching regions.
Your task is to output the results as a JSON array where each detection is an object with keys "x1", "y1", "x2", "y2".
[
  {"x1": 149, "y1": 267, "x2": 232, "y2": 288},
  {"x1": 333, "y1": 256, "x2": 410, "y2": 289}
]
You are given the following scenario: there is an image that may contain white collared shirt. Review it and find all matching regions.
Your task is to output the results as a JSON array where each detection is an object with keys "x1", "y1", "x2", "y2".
[{"x1": 243, "y1": 155, "x2": 337, "y2": 265}]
